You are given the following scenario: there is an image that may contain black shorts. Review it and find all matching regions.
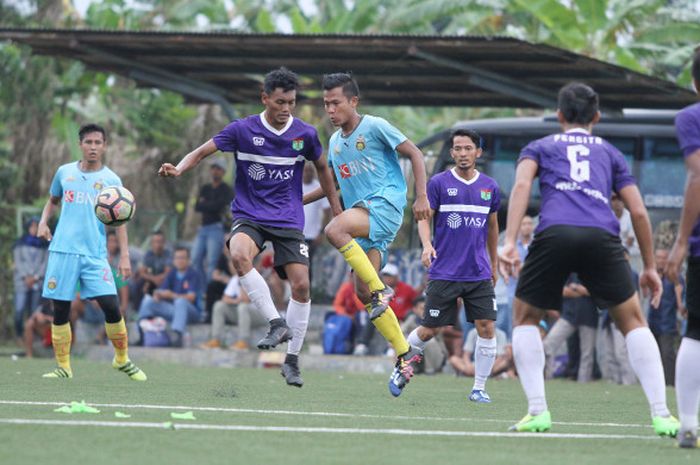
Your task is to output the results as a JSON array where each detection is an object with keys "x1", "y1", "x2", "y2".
[
  {"x1": 515, "y1": 225, "x2": 636, "y2": 311},
  {"x1": 423, "y1": 279, "x2": 497, "y2": 328},
  {"x1": 686, "y1": 257, "x2": 700, "y2": 341},
  {"x1": 228, "y1": 219, "x2": 309, "y2": 280}
]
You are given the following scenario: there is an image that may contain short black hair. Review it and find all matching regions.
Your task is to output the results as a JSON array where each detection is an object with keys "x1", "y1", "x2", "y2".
[
  {"x1": 412, "y1": 295, "x2": 425, "y2": 306},
  {"x1": 79, "y1": 123, "x2": 106, "y2": 142},
  {"x1": 557, "y1": 82, "x2": 599, "y2": 125},
  {"x1": 151, "y1": 230, "x2": 165, "y2": 237},
  {"x1": 450, "y1": 128, "x2": 481, "y2": 149},
  {"x1": 174, "y1": 246, "x2": 190, "y2": 257},
  {"x1": 322, "y1": 73, "x2": 360, "y2": 99},
  {"x1": 263, "y1": 67, "x2": 299, "y2": 94},
  {"x1": 692, "y1": 46, "x2": 700, "y2": 84}
]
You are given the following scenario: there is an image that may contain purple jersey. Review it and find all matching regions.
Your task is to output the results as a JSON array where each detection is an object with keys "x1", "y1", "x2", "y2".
[
  {"x1": 213, "y1": 113, "x2": 322, "y2": 230},
  {"x1": 427, "y1": 169, "x2": 500, "y2": 282},
  {"x1": 519, "y1": 128, "x2": 635, "y2": 236},
  {"x1": 675, "y1": 102, "x2": 700, "y2": 257}
]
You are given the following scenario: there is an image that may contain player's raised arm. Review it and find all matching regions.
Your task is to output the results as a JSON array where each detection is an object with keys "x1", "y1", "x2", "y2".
[
  {"x1": 617, "y1": 183, "x2": 662, "y2": 308},
  {"x1": 159, "y1": 139, "x2": 218, "y2": 178},
  {"x1": 396, "y1": 140, "x2": 430, "y2": 221},
  {"x1": 499, "y1": 158, "x2": 537, "y2": 278},
  {"x1": 313, "y1": 155, "x2": 343, "y2": 216},
  {"x1": 38, "y1": 195, "x2": 61, "y2": 242}
]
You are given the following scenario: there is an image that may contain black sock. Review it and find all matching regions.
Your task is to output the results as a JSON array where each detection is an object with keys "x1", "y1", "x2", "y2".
[{"x1": 285, "y1": 354, "x2": 298, "y2": 366}]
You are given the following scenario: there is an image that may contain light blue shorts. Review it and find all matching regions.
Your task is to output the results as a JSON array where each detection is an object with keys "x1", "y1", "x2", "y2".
[
  {"x1": 353, "y1": 196, "x2": 404, "y2": 265},
  {"x1": 42, "y1": 252, "x2": 117, "y2": 301}
]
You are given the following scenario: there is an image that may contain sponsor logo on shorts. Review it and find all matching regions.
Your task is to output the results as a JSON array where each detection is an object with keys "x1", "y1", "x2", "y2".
[
  {"x1": 253, "y1": 137, "x2": 265, "y2": 146},
  {"x1": 447, "y1": 213, "x2": 462, "y2": 229},
  {"x1": 248, "y1": 163, "x2": 266, "y2": 181},
  {"x1": 493, "y1": 298, "x2": 498, "y2": 311},
  {"x1": 292, "y1": 138, "x2": 304, "y2": 151},
  {"x1": 299, "y1": 243, "x2": 309, "y2": 258},
  {"x1": 429, "y1": 309, "x2": 440, "y2": 318},
  {"x1": 47, "y1": 277, "x2": 57, "y2": 290},
  {"x1": 447, "y1": 188, "x2": 458, "y2": 197}
]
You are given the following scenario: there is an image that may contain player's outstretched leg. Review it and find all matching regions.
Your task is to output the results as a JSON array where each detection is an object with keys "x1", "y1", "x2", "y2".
[{"x1": 43, "y1": 300, "x2": 73, "y2": 379}]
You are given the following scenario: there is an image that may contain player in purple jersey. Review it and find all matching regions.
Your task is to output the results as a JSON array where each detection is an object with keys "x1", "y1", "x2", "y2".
[
  {"x1": 666, "y1": 48, "x2": 700, "y2": 449},
  {"x1": 159, "y1": 68, "x2": 342, "y2": 387},
  {"x1": 411, "y1": 129, "x2": 501, "y2": 403},
  {"x1": 499, "y1": 82, "x2": 678, "y2": 436}
]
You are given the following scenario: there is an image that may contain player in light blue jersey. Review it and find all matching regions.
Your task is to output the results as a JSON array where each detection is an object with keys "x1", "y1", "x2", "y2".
[
  {"x1": 38, "y1": 124, "x2": 145, "y2": 381},
  {"x1": 304, "y1": 73, "x2": 431, "y2": 396}
]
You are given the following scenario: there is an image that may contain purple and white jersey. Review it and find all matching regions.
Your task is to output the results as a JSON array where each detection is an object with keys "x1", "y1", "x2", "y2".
[
  {"x1": 519, "y1": 128, "x2": 635, "y2": 236},
  {"x1": 675, "y1": 102, "x2": 700, "y2": 258},
  {"x1": 427, "y1": 169, "x2": 500, "y2": 282},
  {"x1": 213, "y1": 113, "x2": 322, "y2": 231}
]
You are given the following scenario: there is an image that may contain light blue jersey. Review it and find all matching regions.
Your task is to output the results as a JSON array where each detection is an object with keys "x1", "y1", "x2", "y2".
[
  {"x1": 328, "y1": 115, "x2": 408, "y2": 214},
  {"x1": 48, "y1": 161, "x2": 122, "y2": 258}
]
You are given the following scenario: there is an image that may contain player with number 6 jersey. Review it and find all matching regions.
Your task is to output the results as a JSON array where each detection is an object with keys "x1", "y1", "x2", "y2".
[{"x1": 499, "y1": 82, "x2": 678, "y2": 436}]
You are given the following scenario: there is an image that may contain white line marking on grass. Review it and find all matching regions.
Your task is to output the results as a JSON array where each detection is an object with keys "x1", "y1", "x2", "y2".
[
  {"x1": 0, "y1": 400, "x2": 649, "y2": 429},
  {"x1": 0, "y1": 418, "x2": 659, "y2": 441}
]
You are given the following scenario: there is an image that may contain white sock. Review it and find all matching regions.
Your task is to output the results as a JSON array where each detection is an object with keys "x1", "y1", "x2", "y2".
[
  {"x1": 286, "y1": 299, "x2": 310, "y2": 356},
  {"x1": 676, "y1": 337, "x2": 700, "y2": 433},
  {"x1": 512, "y1": 325, "x2": 548, "y2": 415},
  {"x1": 625, "y1": 327, "x2": 670, "y2": 418},
  {"x1": 239, "y1": 269, "x2": 280, "y2": 322},
  {"x1": 473, "y1": 336, "x2": 497, "y2": 391},
  {"x1": 407, "y1": 328, "x2": 428, "y2": 352}
]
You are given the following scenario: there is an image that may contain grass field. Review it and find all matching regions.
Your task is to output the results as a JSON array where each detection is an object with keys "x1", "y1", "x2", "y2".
[{"x1": 0, "y1": 357, "x2": 696, "y2": 465}]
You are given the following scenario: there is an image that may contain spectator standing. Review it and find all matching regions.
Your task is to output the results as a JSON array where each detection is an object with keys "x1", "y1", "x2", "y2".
[
  {"x1": 191, "y1": 159, "x2": 233, "y2": 282},
  {"x1": 501, "y1": 215, "x2": 534, "y2": 341},
  {"x1": 302, "y1": 162, "x2": 331, "y2": 285},
  {"x1": 13, "y1": 217, "x2": 48, "y2": 340}
]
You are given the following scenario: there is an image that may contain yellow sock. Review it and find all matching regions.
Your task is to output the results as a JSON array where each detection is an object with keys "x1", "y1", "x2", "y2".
[
  {"x1": 51, "y1": 323, "x2": 72, "y2": 372},
  {"x1": 105, "y1": 319, "x2": 129, "y2": 365},
  {"x1": 368, "y1": 304, "x2": 410, "y2": 355},
  {"x1": 339, "y1": 240, "x2": 384, "y2": 292}
]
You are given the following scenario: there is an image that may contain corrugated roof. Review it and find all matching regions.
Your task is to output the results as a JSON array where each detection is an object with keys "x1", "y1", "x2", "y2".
[{"x1": 0, "y1": 27, "x2": 694, "y2": 109}]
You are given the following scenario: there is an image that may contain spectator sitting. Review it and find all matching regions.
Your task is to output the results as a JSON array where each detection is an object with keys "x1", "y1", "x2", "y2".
[
  {"x1": 353, "y1": 263, "x2": 417, "y2": 355},
  {"x1": 401, "y1": 296, "x2": 446, "y2": 374},
  {"x1": 130, "y1": 230, "x2": 171, "y2": 311},
  {"x1": 13, "y1": 216, "x2": 48, "y2": 343},
  {"x1": 648, "y1": 247, "x2": 685, "y2": 386},
  {"x1": 22, "y1": 300, "x2": 53, "y2": 358},
  {"x1": 450, "y1": 326, "x2": 513, "y2": 379},
  {"x1": 137, "y1": 247, "x2": 202, "y2": 347},
  {"x1": 333, "y1": 272, "x2": 367, "y2": 350}
]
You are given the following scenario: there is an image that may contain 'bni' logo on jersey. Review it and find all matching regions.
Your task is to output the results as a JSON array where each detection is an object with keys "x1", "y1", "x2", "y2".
[
  {"x1": 429, "y1": 309, "x2": 440, "y2": 318},
  {"x1": 480, "y1": 189, "x2": 492, "y2": 201},
  {"x1": 248, "y1": 163, "x2": 266, "y2": 181},
  {"x1": 64, "y1": 190, "x2": 75, "y2": 203},
  {"x1": 447, "y1": 188, "x2": 458, "y2": 197},
  {"x1": 355, "y1": 134, "x2": 366, "y2": 151},
  {"x1": 47, "y1": 277, "x2": 57, "y2": 290},
  {"x1": 299, "y1": 242, "x2": 309, "y2": 258},
  {"x1": 338, "y1": 163, "x2": 352, "y2": 179},
  {"x1": 447, "y1": 212, "x2": 462, "y2": 229},
  {"x1": 253, "y1": 137, "x2": 265, "y2": 146},
  {"x1": 292, "y1": 138, "x2": 304, "y2": 151}
]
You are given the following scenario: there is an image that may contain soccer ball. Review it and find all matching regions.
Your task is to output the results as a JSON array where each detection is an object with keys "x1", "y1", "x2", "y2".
[{"x1": 94, "y1": 186, "x2": 136, "y2": 226}]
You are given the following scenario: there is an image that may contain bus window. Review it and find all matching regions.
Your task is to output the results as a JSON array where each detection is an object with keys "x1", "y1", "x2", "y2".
[
  {"x1": 639, "y1": 137, "x2": 685, "y2": 208},
  {"x1": 605, "y1": 136, "x2": 636, "y2": 172},
  {"x1": 490, "y1": 135, "x2": 541, "y2": 198}
]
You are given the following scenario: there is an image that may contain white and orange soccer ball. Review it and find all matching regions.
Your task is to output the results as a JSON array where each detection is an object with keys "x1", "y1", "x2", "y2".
[{"x1": 94, "y1": 186, "x2": 136, "y2": 226}]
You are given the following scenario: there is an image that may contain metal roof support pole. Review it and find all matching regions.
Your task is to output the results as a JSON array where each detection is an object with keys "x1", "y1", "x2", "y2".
[{"x1": 409, "y1": 46, "x2": 558, "y2": 109}]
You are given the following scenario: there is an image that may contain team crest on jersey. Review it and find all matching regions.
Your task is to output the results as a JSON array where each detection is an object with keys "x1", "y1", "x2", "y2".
[
  {"x1": 292, "y1": 138, "x2": 304, "y2": 151},
  {"x1": 480, "y1": 189, "x2": 492, "y2": 201},
  {"x1": 253, "y1": 137, "x2": 265, "y2": 146},
  {"x1": 355, "y1": 135, "x2": 366, "y2": 151},
  {"x1": 47, "y1": 277, "x2": 57, "y2": 290},
  {"x1": 447, "y1": 188, "x2": 458, "y2": 197},
  {"x1": 93, "y1": 181, "x2": 103, "y2": 191}
]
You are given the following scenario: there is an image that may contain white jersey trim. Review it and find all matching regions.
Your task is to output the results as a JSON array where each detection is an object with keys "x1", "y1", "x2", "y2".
[
  {"x1": 238, "y1": 152, "x2": 305, "y2": 165},
  {"x1": 450, "y1": 168, "x2": 480, "y2": 186},
  {"x1": 439, "y1": 204, "x2": 491, "y2": 214},
  {"x1": 259, "y1": 112, "x2": 294, "y2": 136}
]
